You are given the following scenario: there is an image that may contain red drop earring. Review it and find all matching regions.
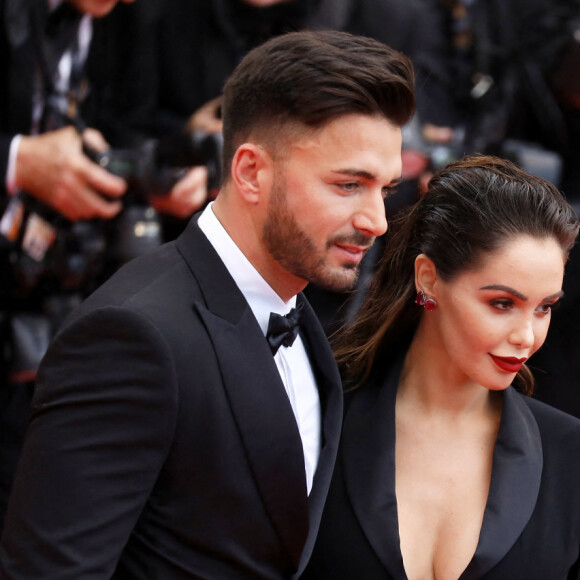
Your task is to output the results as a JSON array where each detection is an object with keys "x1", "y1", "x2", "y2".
[{"x1": 415, "y1": 291, "x2": 437, "y2": 311}]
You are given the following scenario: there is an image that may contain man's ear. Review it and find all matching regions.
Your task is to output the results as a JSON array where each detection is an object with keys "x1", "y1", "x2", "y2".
[
  {"x1": 230, "y1": 143, "x2": 273, "y2": 204},
  {"x1": 414, "y1": 253, "x2": 439, "y2": 297}
]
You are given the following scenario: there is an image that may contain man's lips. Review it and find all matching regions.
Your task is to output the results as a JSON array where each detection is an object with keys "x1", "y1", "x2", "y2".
[
  {"x1": 490, "y1": 354, "x2": 527, "y2": 373},
  {"x1": 334, "y1": 243, "x2": 372, "y2": 262}
]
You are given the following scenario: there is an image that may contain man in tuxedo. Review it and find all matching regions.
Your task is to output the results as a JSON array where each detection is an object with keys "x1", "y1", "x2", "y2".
[{"x1": 0, "y1": 30, "x2": 415, "y2": 578}]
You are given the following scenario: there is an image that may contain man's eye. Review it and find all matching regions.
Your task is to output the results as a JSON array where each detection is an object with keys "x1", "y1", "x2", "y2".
[{"x1": 340, "y1": 182, "x2": 359, "y2": 192}]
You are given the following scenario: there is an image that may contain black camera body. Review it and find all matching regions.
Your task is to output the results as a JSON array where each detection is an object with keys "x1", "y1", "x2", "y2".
[{"x1": 85, "y1": 130, "x2": 223, "y2": 200}]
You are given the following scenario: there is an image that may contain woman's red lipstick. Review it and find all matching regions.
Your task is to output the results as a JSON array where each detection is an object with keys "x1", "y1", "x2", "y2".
[{"x1": 490, "y1": 354, "x2": 527, "y2": 373}]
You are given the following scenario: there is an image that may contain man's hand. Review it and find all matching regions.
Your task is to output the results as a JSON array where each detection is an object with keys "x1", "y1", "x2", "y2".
[
  {"x1": 149, "y1": 166, "x2": 209, "y2": 219},
  {"x1": 15, "y1": 126, "x2": 127, "y2": 221}
]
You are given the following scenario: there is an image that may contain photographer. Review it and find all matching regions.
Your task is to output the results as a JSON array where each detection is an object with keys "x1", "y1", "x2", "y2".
[
  {"x1": 0, "y1": 0, "x2": 210, "y2": 534},
  {"x1": 413, "y1": 0, "x2": 579, "y2": 181}
]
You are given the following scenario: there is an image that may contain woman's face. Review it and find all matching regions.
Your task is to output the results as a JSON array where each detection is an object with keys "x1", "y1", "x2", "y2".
[{"x1": 431, "y1": 235, "x2": 565, "y2": 390}]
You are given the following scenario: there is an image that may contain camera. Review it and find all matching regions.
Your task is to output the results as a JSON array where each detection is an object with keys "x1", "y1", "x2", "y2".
[{"x1": 84, "y1": 130, "x2": 224, "y2": 201}]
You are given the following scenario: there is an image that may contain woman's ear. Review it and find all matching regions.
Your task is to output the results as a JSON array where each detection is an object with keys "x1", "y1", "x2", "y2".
[
  {"x1": 414, "y1": 253, "x2": 438, "y2": 297},
  {"x1": 230, "y1": 143, "x2": 273, "y2": 204}
]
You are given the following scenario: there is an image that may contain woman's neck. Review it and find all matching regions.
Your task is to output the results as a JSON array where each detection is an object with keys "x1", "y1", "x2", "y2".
[{"x1": 398, "y1": 323, "x2": 500, "y2": 422}]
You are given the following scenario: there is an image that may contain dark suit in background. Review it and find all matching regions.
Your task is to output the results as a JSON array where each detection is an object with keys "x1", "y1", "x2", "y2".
[
  {"x1": 147, "y1": 0, "x2": 427, "y2": 136},
  {"x1": 0, "y1": 0, "x2": 154, "y2": 178}
]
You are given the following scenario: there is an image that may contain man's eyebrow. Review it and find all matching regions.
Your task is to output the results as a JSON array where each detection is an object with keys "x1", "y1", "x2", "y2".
[
  {"x1": 331, "y1": 169, "x2": 402, "y2": 184},
  {"x1": 332, "y1": 168, "x2": 376, "y2": 180},
  {"x1": 480, "y1": 285, "x2": 564, "y2": 302}
]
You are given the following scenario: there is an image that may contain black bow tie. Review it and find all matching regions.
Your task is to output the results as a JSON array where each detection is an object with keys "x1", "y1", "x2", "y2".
[{"x1": 266, "y1": 302, "x2": 303, "y2": 355}]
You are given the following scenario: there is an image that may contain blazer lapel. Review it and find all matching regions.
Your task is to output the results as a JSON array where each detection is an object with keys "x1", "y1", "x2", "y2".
[
  {"x1": 341, "y1": 360, "x2": 408, "y2": 580},
  {"x1": 461, "y1": 386, "x2": 543, "y2": 579},
  {"x1": 292, "y1": 296, "x2": 343, "y2": 578},
  {"x1": 176, "y1": 217, "x2": 310, "y2": 567}
]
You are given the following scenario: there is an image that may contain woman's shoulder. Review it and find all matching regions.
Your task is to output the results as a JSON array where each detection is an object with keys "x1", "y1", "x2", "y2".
[{"x1": 519, "y1": 393, "x2": 580, "y2": 452}]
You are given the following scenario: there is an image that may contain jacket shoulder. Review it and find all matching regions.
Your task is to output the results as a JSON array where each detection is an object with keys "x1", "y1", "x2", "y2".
[{"x1": 523, "y1": 395, "x2": 580, "y2": 455}]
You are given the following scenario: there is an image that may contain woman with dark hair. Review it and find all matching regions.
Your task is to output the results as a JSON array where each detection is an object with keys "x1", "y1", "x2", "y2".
[{"x1": 303, "y1": 155, "x2": 580, "y2": 579}]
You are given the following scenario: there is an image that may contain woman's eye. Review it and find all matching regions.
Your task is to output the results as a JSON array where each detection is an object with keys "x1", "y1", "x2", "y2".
[
  {"x1": 382, "y1": 185, "x2": 398, "y2": 199},
  {"x1": 490, "y1": 299, "x2": 513, "y2": 311},
  {"x1": 537, "y1": 302, "x2": 558, "y2": 315}
]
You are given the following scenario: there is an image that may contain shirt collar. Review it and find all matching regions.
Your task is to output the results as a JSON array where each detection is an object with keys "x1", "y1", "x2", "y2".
[{"x1": 197, "y1": 203, "x2": 297, "y2": 335}]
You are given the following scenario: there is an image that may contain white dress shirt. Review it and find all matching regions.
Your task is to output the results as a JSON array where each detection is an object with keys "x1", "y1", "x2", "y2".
[{"x1": 198, "y1": 203, "x2": 321, "y2": 494}]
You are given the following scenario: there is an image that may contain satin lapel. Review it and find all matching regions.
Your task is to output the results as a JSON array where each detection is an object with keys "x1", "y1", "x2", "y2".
[
  {"x1": 461, "y1": 387, "x2": 543, "y2": 579},
  {"x1": 292, "y1": 295, "x2": 343, "y2": 578},
  {"x1": 176, "y1": 218, "x2": 310, "y2": 566},
  {"x1": 341, "y1": 361, "x2": 408, "y2": 580}
]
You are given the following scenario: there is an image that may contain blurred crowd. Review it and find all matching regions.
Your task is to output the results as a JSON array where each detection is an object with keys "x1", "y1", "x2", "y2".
[{"x1": 1, "y1": 0, "x2": 580, "y2": 530}]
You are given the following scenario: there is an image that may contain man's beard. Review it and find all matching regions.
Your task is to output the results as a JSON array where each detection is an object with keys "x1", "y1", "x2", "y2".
[{"x1": 262, "y1": 179, "x2": 374, "y2": 292}]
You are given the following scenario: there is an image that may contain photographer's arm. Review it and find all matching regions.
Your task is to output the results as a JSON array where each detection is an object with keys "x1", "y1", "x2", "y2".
[{"x1": 14, "y1": 127, "x2": 127, "y2": 221}]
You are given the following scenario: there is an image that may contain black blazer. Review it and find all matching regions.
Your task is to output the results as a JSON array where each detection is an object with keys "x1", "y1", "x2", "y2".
[
  {"x1": 0, "y1": 216, "x2": 343, "y2": 579},
  {"x1": 303, "y1": 361, "x2": 580, "y2": 580}
]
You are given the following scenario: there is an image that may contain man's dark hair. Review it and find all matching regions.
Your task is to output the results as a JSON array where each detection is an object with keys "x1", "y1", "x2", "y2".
[{"x1": 220, "y1": 29, "x2": 415, "y2": 176}]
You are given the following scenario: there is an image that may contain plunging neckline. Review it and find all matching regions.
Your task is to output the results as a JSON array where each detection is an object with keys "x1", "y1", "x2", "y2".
[
  {"x1": 340, "y1": 359, "x2": 543, "y2": 580},
  {"x1": 394, "y1": 391, "x2": 500, "y2": 580}
]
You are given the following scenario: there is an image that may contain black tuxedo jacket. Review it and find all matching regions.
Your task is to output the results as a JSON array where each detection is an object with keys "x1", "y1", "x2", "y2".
[
  {"x1": 303, "y1": 361, "x2": 580, "y2": 580},
  {"x1": 0, "y1": 0, "x2": 156, "y2": 197},
  {"x1": 0, "y1": 216, "x2": 343, "y2": 578}
]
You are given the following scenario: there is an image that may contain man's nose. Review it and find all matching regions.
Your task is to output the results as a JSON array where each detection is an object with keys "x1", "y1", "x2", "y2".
[{"x1": 353, "y1": 189, "x2": 388, "y2": 238}]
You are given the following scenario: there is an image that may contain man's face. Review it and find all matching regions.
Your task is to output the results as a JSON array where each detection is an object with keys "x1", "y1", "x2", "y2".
[
  {"x1": 261, "y1": 113, "x2": 402, "y2": 295},
  {"x1": 68, "y1": 0, "x2": 134, "y2": 18}
]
